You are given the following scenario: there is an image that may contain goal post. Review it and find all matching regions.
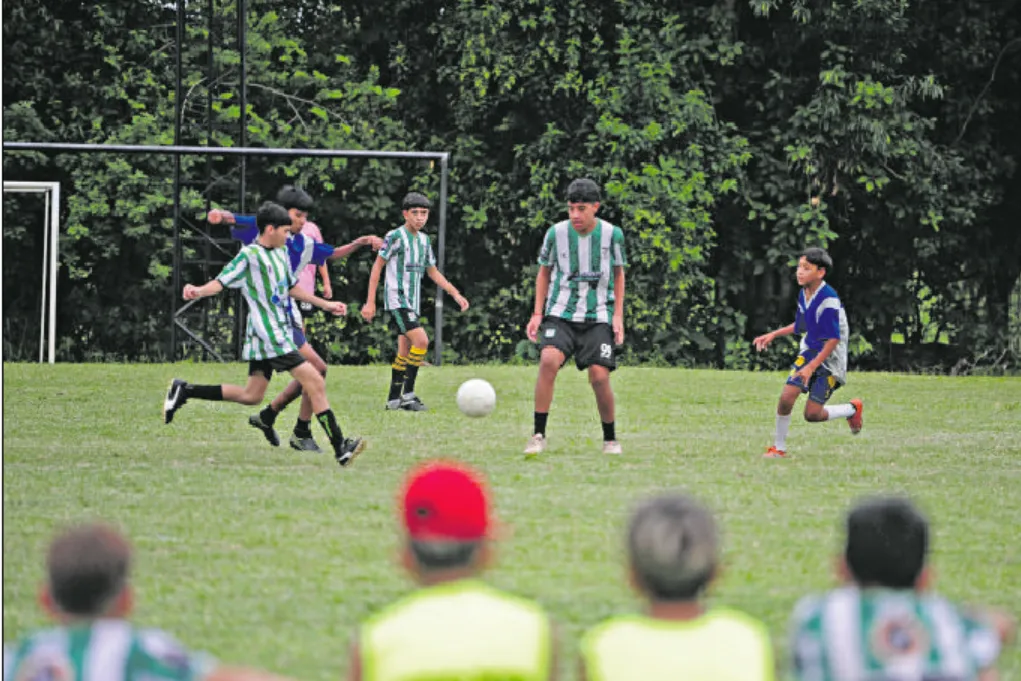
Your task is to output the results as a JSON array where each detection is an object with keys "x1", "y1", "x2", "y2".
[{"x1": 2, "y1": 180, "x2": 60, "y2": 364}]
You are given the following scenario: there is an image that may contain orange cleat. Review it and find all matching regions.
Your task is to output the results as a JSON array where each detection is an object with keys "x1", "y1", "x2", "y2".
[
  {"x1": 763, "y1": 446, "x2": 787, "y2": 458},
  {"x1": 848, "y1": 398, "x2": 863, "y2": 435}
]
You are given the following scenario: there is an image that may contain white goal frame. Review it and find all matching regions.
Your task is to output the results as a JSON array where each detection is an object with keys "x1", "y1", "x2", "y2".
[{"x1": 2, "y1": 181, "x2": 60, "y2": 363}]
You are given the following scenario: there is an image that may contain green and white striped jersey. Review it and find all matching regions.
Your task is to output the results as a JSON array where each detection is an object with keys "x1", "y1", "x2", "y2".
[
  {"x1": 379, "y1": 225, "x2": 436, "y2": 314},
  {"x1": 538, "y1": 219, "x2": 627, "y2": 323},
  {"x1": 790, "y1": 587, "x2": 1001, "y2": 681},
  {"x1": 216, "y1": 243, "x2": 299, "y2": 361},
  {"x1": 3, "y1": 620, "x2": 216, "y2": 681}
]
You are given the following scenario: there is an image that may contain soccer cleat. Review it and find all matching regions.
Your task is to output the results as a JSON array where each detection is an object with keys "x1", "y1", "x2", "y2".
[
  {"x1": 289, "y1": 433, "x2": 322, "y2": 452},
  {"x1": 335, "y1": 437, "x2": 366, "y2": 467},
  {"x1": 763, "y1": 446, "x2": 787, "y2": 458},
  {"x1": 848, "y1": 398, "x2": 864, "y2": 435},
  {"x1": 602, "y1": 440, "x2": 623, "y2": 455},
  {"x1": 399, "y1": 393, "x2": 428, "y2": 412},
  {"x1": 524, "y1": 433, "x2": 547, "y2": 456},
  {"x1": 163, "y1": 379, "x2": 188, "y2": 424},
  {"x1": 385, "y1": 398, "x2": 403, "y2": 411},
  {"x1": 248, "y1": 414, "x2": 280, "y2": 447}
]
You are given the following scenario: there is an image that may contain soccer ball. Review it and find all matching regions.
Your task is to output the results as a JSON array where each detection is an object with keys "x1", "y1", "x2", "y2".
[{"x1": 456, "y1": 379, "x2": 496, "y2": 418}]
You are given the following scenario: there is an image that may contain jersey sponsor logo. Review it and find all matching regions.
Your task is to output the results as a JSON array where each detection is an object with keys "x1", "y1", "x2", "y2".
[
  {"x1": 405, "y1": 263, "x2": 426, "y2": 272},
  {"x1": 567, "y1": 272, "x2": 603, "y2": 283}
]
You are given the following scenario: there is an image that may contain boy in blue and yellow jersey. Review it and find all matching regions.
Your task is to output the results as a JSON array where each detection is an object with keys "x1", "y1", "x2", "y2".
[{"x1": 754, "y1": 247, "x2": 863, "y2": 458}]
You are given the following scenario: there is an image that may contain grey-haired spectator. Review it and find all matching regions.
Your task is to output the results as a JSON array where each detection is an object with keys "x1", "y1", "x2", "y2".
[{"x1": 579, "y1": 493, "x2": 775, "y2": 681}]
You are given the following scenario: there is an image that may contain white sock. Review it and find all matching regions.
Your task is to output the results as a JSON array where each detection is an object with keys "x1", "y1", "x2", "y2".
[
  {"x1": 824, "y1": 403, "x2": 856, "y2": 420},
  {"x1": 775, "y1": 414, "x2": 792, "y2": 451}
]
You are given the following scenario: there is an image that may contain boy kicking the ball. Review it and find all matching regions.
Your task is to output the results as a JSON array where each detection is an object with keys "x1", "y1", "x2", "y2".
[
  {"x1": 753, "y1": 247, "x2": 862, "y2": 458},
  {"x1": 361, "y1": 192, "x2": 470, "y2": 411},
  {"x1": 163, "y1": 201, "x2": 366, "y2": 467}
]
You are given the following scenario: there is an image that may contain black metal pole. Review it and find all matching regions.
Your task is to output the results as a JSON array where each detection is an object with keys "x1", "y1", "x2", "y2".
[
  {"x1": 170, "y1": 0, "x2": 185, "y2": 362},
  {"x1": 434, "y1": 155, "x2": 450, "y2": 367},
  {"x1": 202, "y1": 0, "x2": 215, "y2": 362},
  {"x1": 235, "y1": 0, "x2": 248, "y2": 359}
]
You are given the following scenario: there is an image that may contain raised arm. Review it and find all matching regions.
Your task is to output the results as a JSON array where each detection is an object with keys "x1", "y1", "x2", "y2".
[{"x1": 183, "y1": 280, "x2": 224, "y2": 301}]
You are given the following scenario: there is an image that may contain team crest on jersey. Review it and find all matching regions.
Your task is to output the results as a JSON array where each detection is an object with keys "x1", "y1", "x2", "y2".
[{"x1": 870, "y1": 615, "x2": 928, "y2": 659}]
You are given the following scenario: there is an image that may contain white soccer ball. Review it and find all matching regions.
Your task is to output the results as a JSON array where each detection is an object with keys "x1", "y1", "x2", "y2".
[{"x1": 456, "y1": 379, "x2": 497, "y2": 418}]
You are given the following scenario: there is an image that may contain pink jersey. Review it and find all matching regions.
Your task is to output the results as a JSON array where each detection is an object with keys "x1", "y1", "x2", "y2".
[{"x1": 296, "y1": 221, "x2": 324, "y2": 294}]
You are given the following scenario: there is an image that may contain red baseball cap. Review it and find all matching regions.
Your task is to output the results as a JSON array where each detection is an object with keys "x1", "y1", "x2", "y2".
[{"x1": 401, "y1": 460, "x2": 491, "y2": 541}]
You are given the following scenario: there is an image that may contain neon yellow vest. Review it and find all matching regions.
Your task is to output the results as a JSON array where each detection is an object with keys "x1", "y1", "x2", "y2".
[
  {"x1": 360, "y1": 579, "x2": 551, "y2": 681},
  {"x1": 581, "y1": 608, "x2": 775, "y2": 681}
]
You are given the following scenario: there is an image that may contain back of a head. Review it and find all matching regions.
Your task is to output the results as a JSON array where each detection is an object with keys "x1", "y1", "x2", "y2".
[
  {"x1": 628, "y1": 494, "x2": 718, "y2": 602},
  {"x1": 801, "y1": 246, "x2": 833, "y2": 270},
  {"x1": 845, "y1": 495, "x2": 928, "y2": 589},
  {"x1": 566, "y1": 178, "x2": 601, "y2": 204},
  {"x1": 402, "y1": 192, "x2": 432, "y2": 210},
  {"x1": 256, "y1": 201, "x2": 292, "y2": 231},
  {"x1": 275, "y1": 185, "x2": 314, "y2": 212},
  {"x1": 47, "y1": 522, "x2": 131, "y2": 617}
]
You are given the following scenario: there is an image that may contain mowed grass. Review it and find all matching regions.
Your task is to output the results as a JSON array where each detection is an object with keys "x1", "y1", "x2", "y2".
[{"x1": 3, "y1": 363, "x2": 1020, "y2": 679}]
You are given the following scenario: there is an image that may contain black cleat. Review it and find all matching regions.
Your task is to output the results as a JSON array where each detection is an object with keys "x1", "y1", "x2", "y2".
[
  {"x1": 163, "y1": 379, "x2": 188, "y2": 424},
  {"x1": 289, "y1": 433, "x2": 322, "y2": 452},
  {"x1": 399, "y1": 394, "x2": 428, "y2": 412},
  {"x1": 335, "y1": 437, "x2": 366, "y2": 467},
  {"x1": 248, "y1": 413, "x2": 280, "y2": 447}
]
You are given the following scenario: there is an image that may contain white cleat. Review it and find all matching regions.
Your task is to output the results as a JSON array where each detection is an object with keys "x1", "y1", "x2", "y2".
[
  {"x1": 524, "y1": 433, "x2": 547, "y2": 456},
  {"x1": 602, "y1": 440, "x2": 623, "y2": 455}
]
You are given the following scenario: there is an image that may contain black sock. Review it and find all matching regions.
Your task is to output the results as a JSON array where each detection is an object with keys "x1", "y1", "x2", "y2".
[
  {"x1": 185, "y1": 384, "x2": 222, "y2": 401},
  {"x1": 389, "y1": 357, "x2": 408, "y2": 401},
  {"x1": 260, "y1": 405, "x2": 278, "y2": 427},
  {"x1": 534, "y1": 411, "x2": 548, "y2": 437},
  {"x1": 294, "y1": 418, "x2": 312, "y2": 438},
  {"x1": 315, "y1": 409, "x2": 344, "y2": 447},
  {"x1": 602, "y1": 421, "x2": 616, "y2": 442}
]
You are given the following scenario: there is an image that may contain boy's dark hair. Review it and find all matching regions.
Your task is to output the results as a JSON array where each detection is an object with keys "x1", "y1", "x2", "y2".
[
  {"x1": 566, "y1": 178, "x2": 601, "y2": 204},
  {"x1": 402, "y1": 192, "x2": 432, "y2": 210},
  {"x1": 409, "y1": 539, "x2": 481, "y2": 571},
  {"x1": 256, "y1": 201, "x2": 292, "y2": 232},
  {"x1": 275, "y1": 185, "x2": 314, "y2": 212},
  {"x1": 845, "y1": 496, "x2": 929, "y2": 589},
  {"x1": 801, "y1": 247, "x2": 834, "y2": 271},
  {"x1": 47, "y1": 523, "x2": 132, "y2": 616}
]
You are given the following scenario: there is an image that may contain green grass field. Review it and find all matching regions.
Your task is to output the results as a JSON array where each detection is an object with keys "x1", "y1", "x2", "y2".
[{"x1": 3, "y1": 363, "x2": 1020, "y2": 679}]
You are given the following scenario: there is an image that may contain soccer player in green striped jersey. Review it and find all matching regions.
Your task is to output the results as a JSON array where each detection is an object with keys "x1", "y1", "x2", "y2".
[
  {"x1": 361, "y1": 192, "x2": 469, "y2": 411},
  {"x1": 162, "y1": 202, "x2": 366, "y2": 468},
  {"x1": 3, "y1": 522, "x2": 295, "y2": 681},
  {"x1": 524, "y1": 179, "x2": 627, "y2": 456},
  {"x1": 789, "y1": 496, "x2": 1015, "y2": 681}
]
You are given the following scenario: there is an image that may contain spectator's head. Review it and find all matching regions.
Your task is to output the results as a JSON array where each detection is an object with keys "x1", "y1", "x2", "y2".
[
  {"x1": 841, "y1": 495, "x2": 930, "y2": 590},
  {"x1": 399, "y1": 460, "x2": 492, "y2": 582},
  {"x1": 276, "y1": 185, "x2": 314, "y2": 230},
  {"x1": 42, "y1": 522, "x2": 133, "y2": 620},
  {"x1": 797, "y1": 247, "x2": 832, "y2": 287},
  {"x1": 401, "y1": 192, "x2": 431, "y2": 232},
  {"x1": 566, "y1": 178, "x2": 601, "y2": 231},
  {"x1": 627, "y1": 494, "x2": 719, "y2": 603},
  {"x1": 256, "y1": 201, "x2": 293, "y2": 247}
]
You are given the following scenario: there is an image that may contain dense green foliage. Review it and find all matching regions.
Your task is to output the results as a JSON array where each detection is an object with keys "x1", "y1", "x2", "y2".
[{"x1": 4, "y1": 0, "x2": 1019, "y2": 370}]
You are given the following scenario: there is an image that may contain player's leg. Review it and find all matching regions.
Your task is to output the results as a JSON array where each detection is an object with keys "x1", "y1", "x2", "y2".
[
  {"x1": 399, "y1": 325, "x2": 430, "y2": 411},
  {"x1": 385, "y1": 315, "x2": 413, "y2": 409},
  {"x1": 576, "y1": 323, "x2": 620, "y2": 454},
  {"x1": 289, "y1": 357, "x2": 365, "y2": 467},
  {"x1": 163, "y1": 366, "x2": 271, "y2": 424},
  {"x1": 765, "y1": 378, "x2": 803, "y2": 458},
  {"x1": 526, "y1": 318, "x2": 574, "y2": 455},
  {"x1": 803, "y1": 374, "x2": 862, "y2": 433}
]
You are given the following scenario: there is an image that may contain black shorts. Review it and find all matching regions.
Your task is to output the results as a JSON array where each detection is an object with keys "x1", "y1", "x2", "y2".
[
  {"x1": 248, "y1": 351, "x2": 306, "y2": 380},
  {"x1": 389, "y1": 308, "x2": 423, "y2": 334},
  {"x1": 538, "y1": 316, "x2": 616, "y2": 371},
  {"x1": 297, "y1": 300, "x2": 319, "y2": 321}
]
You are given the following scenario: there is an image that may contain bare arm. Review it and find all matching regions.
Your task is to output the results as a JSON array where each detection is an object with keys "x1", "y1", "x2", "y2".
[
  {"x1": 183, "y1": 280, "x2": 225, "y2": 300},
  {"x1": 612, "y1": 266, "x2": 625, "y2": 345},
  {"x1": 361, "y1": 256, "x2": 386, "y2": 321},
  {"x1": 288, "y1": 284, "x2": 345, "y2": 314},
  {"x1": 347, "y1": 636, "x2": 362, "y2": 681},
  {"x1": 426, "y1": 266, "x2": 469, "y2": 311},
  {"x1": 753, "y1": 323, "x2": 796, "y2": 351},
  {"x1": 205, "y1": 667, "x2": 298, "y2": 681},
  {"x1": 526, "y1": 265, "x2": 553, "y2": 341},
  {"x1": 317, "y1": 262, "x2": 331, "y2": 298}
]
